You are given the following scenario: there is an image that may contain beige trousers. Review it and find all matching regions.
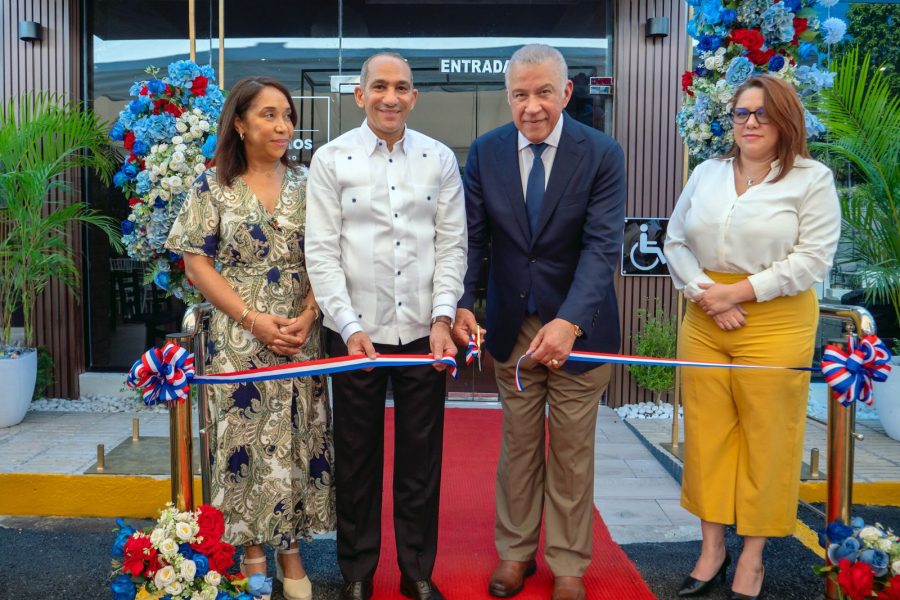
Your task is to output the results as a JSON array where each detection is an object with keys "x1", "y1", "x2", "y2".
[{"x1": 493, "y1": 315, "x2": 612, "y2": 576}]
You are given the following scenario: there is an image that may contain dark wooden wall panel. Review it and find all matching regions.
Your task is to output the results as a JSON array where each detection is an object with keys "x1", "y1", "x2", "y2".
[
  {"x1": 1, "y1": 0, "x2": 83, "y2": 398},
  {"x1": 610, "y1": 0, "x2": 689, "y2": 406}
]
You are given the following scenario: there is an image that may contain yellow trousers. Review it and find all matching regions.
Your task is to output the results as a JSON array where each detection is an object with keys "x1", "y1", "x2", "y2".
[{"x1": 679, "y1": 272, "x2": 818, "y2": 537}]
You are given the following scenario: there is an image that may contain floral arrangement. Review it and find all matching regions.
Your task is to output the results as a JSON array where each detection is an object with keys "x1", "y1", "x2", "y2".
[
  {"x1": 816, "y1": 518, "x2": 900, "y2": 599},
  {"x1": 110, "y1": 60, "x2": 225, "y2": 304},
  {"x1": 110, "y1": 504, "x2": 272, "y2": 600},
  {"x1": 678, "y1": 0, "x2": 846, "y2": 159}
]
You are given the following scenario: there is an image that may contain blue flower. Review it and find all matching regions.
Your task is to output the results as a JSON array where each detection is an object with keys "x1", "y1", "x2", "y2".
[
  {"x1": 154, "y1": 270, "x2": 170, "y2": 290},
  {"x1": 111, "y1": 519, "x2": 136, "y2": 558},
  {"x1": 136, "y1": 171, "x2": 151, "y2": 195},
  {"x1": 113, "y1": 172, "x2": 129, "y2": 189},
  {"x1": 805, "y1": 109, "x2": 826, "y2": 138},
  {"x1": 796, "y1": 65, "x2": 836, "y2": 94},
  {"x1": 822, "y1": 18, "x2": 847, "y2": 45},
  {"x1": 695, "y1": 66, "x2": 709, "y2": 77},
  {"x1": 200, "y1": 64, "x2": 216, "y2": 81},
  {"x1": 154, "y1": 196, "x2": 167, "y2": 209},
  {"x1": 698, "y1": 35, "x2": 724, "y2": 52},
  {"x1": 859, "y1": 548, "x2": 890, "y2": 576},
  {"x1": 825, "y1": 521, "x2": 855, "y2": 545},
  {"x1": 851, "y1": 516, "x2": 866, "y2": 529},
  {"x1": 167, "y1": 251, "x2": 181, "y2": 261},
  {"x1": 147, "y1": 79, "x2": 166, "y2": 94},
  {"x1": 828, "y1": 536, "x2": 861, "y2": 564},
  {"x1": 132, "y1": 140, "x2": 149, "y2": 156},
  {"x1": 246, "y1": 573, "x2": 273, "y2": 598},
  {"x1": 700, "y1": 0, "x2": 724, "y2": 24},
  {"x1": 691, "y1": 93, "x2": 712, "y2": 122},
  {"x1": 686, "y1": 0, "x2": 702, "y2": 7},
  {"x1": 128, "y1": 100, "x2": 146, "y2": 116},
  {"x1": 798, "y1": 42, "x2": 818, "y2": 61},
  {"x1": 167, "y1": 59, "x2": 202, "y2": 86},
  {"x1": 783, "y1": 0, "x2": 802, "y2": 12},
  {"x1": 178, "y1": 543, "x2": 195, "y2": 559},
  {"x1": 720, "y1": 9, "x2": 737, "y2": 25},
  {"x1": 111, "y1": 574, "x2": 136, "y2": 600},
  {"x1": 193, "y1": 553, "x2": 210, "y2": 577},
  {"x1": 109, "y1": 123, "x2": 125, "y2": 141},
  {"x1": 132, "y1": 114, "x2": 177, "y2": 147},
  {"x1": 768, "y1": 55, "x2": 786, "y2": 72},
  {"x1": 201, "y1": 134, "x2": 218, "y2": 159},
  {"x1": 762, "y1": 3, "x2": 795, "y2": 44},
  {"x1": 686, "y1": 19, "x2": 700, "y2": 39},
  {"x1": 129, "y1": 82, "x2": 144, "y2": 97},
  {"x1": 726, "y1": 56, "x2": 755, "y2": 86},
  {"x1": 122, "y1": 163, "x2": 138, "y2": 178},
  {"x1": 817, "y1": 0, "x2": 838, "y2": 7},
  {"x1": 711, "y1": 121, "x2": 724, "y2": 136},
  {"x1": 216, "y1": 593, "x2": 232, "y2": 600},
  {"x1": 121, "y1": 220, "x2": 135, "y2": 235}
]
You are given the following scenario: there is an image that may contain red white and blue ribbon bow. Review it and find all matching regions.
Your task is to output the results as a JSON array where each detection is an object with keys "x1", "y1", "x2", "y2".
[
  {"x1": 127, "y1": 343, "x2": 458, "y2": 406},
  {"x1": 127, "y1": 342, "x2": 195, "y2": 405},
  {"x1": 465, "y1": 334, "x2": 480, "y2": 366},
  {"x1": 821, "y1": 335, "x2": 893, "y2": 406}
]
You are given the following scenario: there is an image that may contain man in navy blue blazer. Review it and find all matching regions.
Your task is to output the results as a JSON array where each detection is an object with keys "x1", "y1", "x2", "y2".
[{"x1": 453, "y1": 44, "x2": 626, "y2": 600}]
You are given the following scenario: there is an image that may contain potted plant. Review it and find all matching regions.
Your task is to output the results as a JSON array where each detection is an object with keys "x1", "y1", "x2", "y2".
[
  {"x1": 0, "y1": 92, "x2": 122, "y2": 427},
  {"x1": 812, "y1": 48, "x2": 900, "y2": 439},
  {"x1": 627, "y1": 303, "x2": 677, "y2": 406}
]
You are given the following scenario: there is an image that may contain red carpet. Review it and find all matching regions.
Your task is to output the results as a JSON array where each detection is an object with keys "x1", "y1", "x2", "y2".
[{"x1": 372, "y1": 407, "x2": 657, "y2": 599}]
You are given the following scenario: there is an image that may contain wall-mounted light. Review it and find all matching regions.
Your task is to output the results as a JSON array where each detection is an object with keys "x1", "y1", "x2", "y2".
[
  {"x1": 646, "y1": 17, "x2": 670, "y2": 39},
  {"x1": 19, "y1": 20, "x2": 42, "y2": 42}
]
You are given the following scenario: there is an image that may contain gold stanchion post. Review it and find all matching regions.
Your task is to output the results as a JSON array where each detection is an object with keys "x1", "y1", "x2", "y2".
[
  {"x1": 167, "y1": 332, "x2": 195, "y2": 512},
  {"x1": 218, "y1": 0, "x2": 225, "y2": 86},
  {"x1": 188, "y1": 0, "x2": 196, "y2": 62}
]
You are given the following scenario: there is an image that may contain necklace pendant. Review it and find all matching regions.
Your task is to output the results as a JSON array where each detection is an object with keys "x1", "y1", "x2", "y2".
[{"x1": 746, "y1": 177, "x2": 754, "y2": 186}]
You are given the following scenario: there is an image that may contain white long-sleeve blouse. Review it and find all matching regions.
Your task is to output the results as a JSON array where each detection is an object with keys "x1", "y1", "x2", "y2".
[{"x1": 664, "y1": 156, "x2": 841, "y2": 302}]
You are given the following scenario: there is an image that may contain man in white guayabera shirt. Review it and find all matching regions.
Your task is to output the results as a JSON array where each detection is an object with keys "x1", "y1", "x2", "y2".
[{"x1": 305, "y1": 52, "x2": 467, "y2": 600}]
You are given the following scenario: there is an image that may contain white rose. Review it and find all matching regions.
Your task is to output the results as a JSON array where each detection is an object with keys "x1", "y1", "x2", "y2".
[
  {"x1": 175, "y1": 521, "x2": 193, "y2": 541},
  {"x1": 164, "y1": 581, "x2": 183, "y2": 596},
  {"x1": 204, "y1": 571, "x2": 222, "y2": 586},
  {"x1": 158, "y1": 143, "x2": 169, "y2": 152},
  {"x1": 190, "y1": 126, "x2": 201, "y2": 137},
  {"x1": 189, "y1": 115, "x2": 200, "y2": 126},
  {"x1": 704, "y1": 57, "x2": 717, "y2": 70},
  {"x1": 193, "y1": 108, "x2": 202, "y2": 116},
  {"x1": 169, "y1": 175, "x2": 183, "y2": 189},
  {"x1": 183, "y1": 133, "x2": 194, "y2": 143},
  {"x1": 171, "y1": 151, "x2": 185, "y2": 164},
  {"x1": 154, "y1": 565, "x2": 177, "y2": 588},
  {"x1": 199, "y1": 121, "x2": 210, "y2": 132},
  {"x1": 160, "y1": 179, "x2": 170, "y2": 190},
  {"x1": 181, "y1": 558, "x2": 197, "y2": 579},
  {"x1": 859, "y1": 526, "x2": 882, "y2": 541},
  {"x1": 195, "y1": 163, "x2": 206, "y2": 175},
  {"x1": 172, "y1": 135, "x2": 184, "y2": 146},
  {"x1": 176, "y1": 122, "x2": 188, "y2": 133},
  {"x1": 159, "y1": 189, "x2": 171, "y2": 201},
  {"x1": 878, "y1": 538, "x2": 893, "y2": 552},
  {"x1": 158, "y1": 537, "x2": 180, "y2": 557},
  {"x1": 715, "y1": 46, "x2": 726, "y2": 56},
  {"x1": 149, "y1": 528, "x2": 165, "y2": 546}
]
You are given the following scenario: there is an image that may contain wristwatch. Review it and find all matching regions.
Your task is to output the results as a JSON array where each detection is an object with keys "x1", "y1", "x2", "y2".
[{"x1": 431, "y1": 315, "x2": 452, "y2": 329}]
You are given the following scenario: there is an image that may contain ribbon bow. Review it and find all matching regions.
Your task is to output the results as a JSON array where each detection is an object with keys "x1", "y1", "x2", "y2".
[
  {"x1": 821, "y1": 335, "x2": 893, "y2": 406},
  {"x1": 465, "y1": 333, "x2": 480, "y2": 366},
  {"x1": 126, "y1": 342, "x2": 195, "y2": 406}
]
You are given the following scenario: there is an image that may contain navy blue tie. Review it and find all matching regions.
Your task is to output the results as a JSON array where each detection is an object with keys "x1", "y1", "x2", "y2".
[
  {"x1": 525, "y1": 143, "x2": 547, "y2": 314},
  {"x1": 525, "y1": 143, "x2": 547, "y2": 235}
]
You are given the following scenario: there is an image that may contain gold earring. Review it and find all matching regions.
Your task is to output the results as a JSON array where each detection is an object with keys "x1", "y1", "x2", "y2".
[{"x1": 239, "y1": 132, "x2": 245, "y2": 141}]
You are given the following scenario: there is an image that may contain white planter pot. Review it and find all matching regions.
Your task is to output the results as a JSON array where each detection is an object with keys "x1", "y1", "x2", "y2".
[
  {"x1": 0, "y1": 348, "x2": 37, "y2": 428},
  {"x1": 875, "y1": 356, "x2": 900, "y2": 441}
]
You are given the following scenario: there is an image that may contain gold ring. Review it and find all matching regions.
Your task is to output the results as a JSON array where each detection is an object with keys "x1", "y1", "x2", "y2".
[{"x1": 551, "y1": 359, "x2": 559, "y2": 367}]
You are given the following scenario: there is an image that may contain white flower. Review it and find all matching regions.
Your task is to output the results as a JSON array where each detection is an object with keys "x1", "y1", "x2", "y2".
[
  {"x1": 859, "y1": 526, "x2": 883, "y2": 541},
  {"x1": 189, "y1": 115, "x2": 200, "y2": 126},
  {"x1": 183, "y1": 133, "x2": 194, "y2": 143},
  {"x1": 176, "y1": 143, "x2": 187, "y2": 152},
  {"x1": 715, "y1": 47, "x2": 726, "y2": 56},
  {"x1": 199, "y1": 121, "x2": 210, "y2": 132},
  {"x1": 878, "y1": 538, "x2": 893, "y2": 552},
  {"x1": 175, "y1": 521, "x2": 194, "y2": 541},
  {"x1": 154, "y1": 565, "x2": 177, "y2": 588},
  {"x1": 190, "y1": 126, "x2": 202, "y2": 137},
  {"x1": 205, "y1": 571, "x2": 222, "y2": 586},
  {"x1": 176, "y1": 122, "x2": 188, "y2": 133},
  {"x1": 164, "y1": 581, "x2": 184, "y2": 596},
  {"x1": 171, "y1": 151, "x2": 186, "y2": 165},
  {"x1": 158, "y1": 537, "x2": 180, "y2": 557},
  {"x1": 149, "y1": 528, "x2": 165, "y2": 546},
  {"x1": 195, "y1": 163, "x2": 206, "y2": 175},
  {"x1": 158, "y1": 143, "x2": 169, "y2": 152},
  {"x1": 181, "y1": 558, "x2": 197, "y2": 579},
  {"x1": 172, "y1": 135, "x2": 184, "y2": 146},
  {"x1": 159, "y1": 189, "x2": 171, "y2": 201}
]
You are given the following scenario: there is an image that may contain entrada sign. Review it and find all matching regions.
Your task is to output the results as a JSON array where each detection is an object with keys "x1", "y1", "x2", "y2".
[{"x1": 440, "y1": 59, "x2": 510, "y2": 74}]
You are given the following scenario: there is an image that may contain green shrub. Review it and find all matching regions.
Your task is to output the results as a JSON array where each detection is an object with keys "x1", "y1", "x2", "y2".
[
  {"x1": 32, "y1": 346, "x2": 54, "y2": 400},
  {"x1": 628, "y1": 304, "x2": 677, "y2": 405}
]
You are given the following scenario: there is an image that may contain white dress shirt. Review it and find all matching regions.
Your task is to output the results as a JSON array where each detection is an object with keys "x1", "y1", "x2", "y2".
[
  {"x1": 664, "y1": 156, "x2": 841, "y2": 302},
  {"x1": 517, "y1": 115, "x2": 564, "y2": 197},
  {"x1": 305, "y1": 120, "x2": 468, "y2": 345}
]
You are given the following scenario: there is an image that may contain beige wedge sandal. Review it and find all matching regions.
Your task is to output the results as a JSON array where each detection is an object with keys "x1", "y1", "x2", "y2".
[{"x1": 276, "y1": 547, "x2": 313, "y2": 600}]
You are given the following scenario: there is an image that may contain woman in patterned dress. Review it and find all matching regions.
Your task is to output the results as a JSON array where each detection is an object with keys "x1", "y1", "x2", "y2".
[{"x1": 166, "y1": 77, "x2": 335, "y2": 600}]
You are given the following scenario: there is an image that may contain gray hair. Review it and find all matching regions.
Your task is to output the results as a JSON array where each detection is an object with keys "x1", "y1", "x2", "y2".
[
  {"x1": 359, "y1": 52, "x2": 412, "y2": 88},
  {"x1": 505, "y1": 44, "x2": 568, "y2": 90}
]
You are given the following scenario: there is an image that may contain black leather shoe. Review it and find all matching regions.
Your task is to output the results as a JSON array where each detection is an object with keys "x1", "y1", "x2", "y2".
[
  {"x1": 340, "y1": 580, "x2": 373, "y2": 600},
  {"x1": 729, "y1": 566, "x2": 765, "y2": 600},
  {"x1": 677, "y1": 551, "x2": 731, "y2": 597},
  {"x1": 400, "y1": 575, "x2": 445, "y2": 600}
]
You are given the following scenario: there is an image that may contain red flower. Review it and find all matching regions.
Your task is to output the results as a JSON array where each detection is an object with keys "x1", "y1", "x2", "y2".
[
  {"x1": 164, "y1": 103, "x2": 183, "y2": 117},
  {"x1": 190, "y1": 75, "x2": 209, "y2": 96},
  {"x1": 122, "y1": 535, "x2": 159, "y2": 577},
  {"x1": 123, "y1": 131, "x2": 135, "y2": 151},
  {"x1": 878, "y1": 576, "x2": 900, "y2": 600},
  {"x1": 732, "y1": 29, "x2": 765, "y2": 51},
  {"x1": 196, "y1": 504, "x2": 226, "y2": 541},
  {"x1": 140, "y1": 85, "x2": 149, "y2": 96},
  {"x1": 175, "y1": 258, "x2": 185, "y2": 271},
  {"x1": 838, "y1": 559, "x2": 875, "y2": 600},
  {"x1": 128, "y1": 197, "x2": 141, "y2": 207},
  {"x1": 681, "y1": 71, "x2": 694, "y2": 96},
  {"x1": 208, "y1": 541, "x2": 236, "y2": 573},
  {"x1": 793, "y1": 17, "x2": 808, "y2": 37},
  {"x1": 164, "y1": 84, "x2": 175, "y2": 96},
  {"x1": 747, "y1": 48, "x2": 777, "y2": 66}
]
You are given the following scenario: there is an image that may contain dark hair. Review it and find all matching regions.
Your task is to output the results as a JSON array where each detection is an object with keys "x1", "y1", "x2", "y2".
[
  {"x1": 722, "y1": 74, "x2": 810, "y2": 183},
  {"x1": 214, "y1": 76, "x2": 297, "y2": 187}
]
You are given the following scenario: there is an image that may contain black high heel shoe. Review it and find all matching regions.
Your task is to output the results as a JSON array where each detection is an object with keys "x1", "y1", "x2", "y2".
[
  {"x1": 677, "y1": 551, "x2": 732, "y2": 597},
  {"x1": 729, "y1": 566, "x2": 765, "y2": 600}
]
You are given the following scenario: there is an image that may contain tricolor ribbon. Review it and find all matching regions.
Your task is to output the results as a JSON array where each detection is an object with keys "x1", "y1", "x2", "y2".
[
  {"x1": 465, "y1": 334, "x2": 480, "y2": 366},
  {"x1": 514, "y1": 337, "x2": 893, "y2": 404},
  {"x1": 127, "y1": 343, "x2": 458, "y2": 406},
  {"x1": 821, "y1": 335, "x2": 893, "y2": 406}
]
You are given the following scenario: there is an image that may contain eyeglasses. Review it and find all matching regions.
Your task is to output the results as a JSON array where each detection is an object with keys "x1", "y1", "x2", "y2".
[{"x1": 731, "y1": 107, "x2": 770, "y2": 124}]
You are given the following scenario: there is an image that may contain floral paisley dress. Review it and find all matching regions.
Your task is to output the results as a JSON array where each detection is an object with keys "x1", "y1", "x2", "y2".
[{"x1": 166, "y1": 165, "x2": 335, "y2": 548}]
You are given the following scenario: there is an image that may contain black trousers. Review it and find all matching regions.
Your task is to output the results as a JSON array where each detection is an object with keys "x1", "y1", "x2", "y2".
[{"x1": 328, "y1": 330, "x2": 447, "y2": 582}]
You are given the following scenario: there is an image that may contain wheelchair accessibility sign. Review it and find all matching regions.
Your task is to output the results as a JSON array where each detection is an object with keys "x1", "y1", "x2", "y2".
[{"x1": 621, "y1": 218, "x2": 669, "y2": 277}]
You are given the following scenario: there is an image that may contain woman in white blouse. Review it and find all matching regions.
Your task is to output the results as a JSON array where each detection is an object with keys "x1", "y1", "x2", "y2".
[{"x1": 664, "y1": 75, "x2": 841, "y2": 600}]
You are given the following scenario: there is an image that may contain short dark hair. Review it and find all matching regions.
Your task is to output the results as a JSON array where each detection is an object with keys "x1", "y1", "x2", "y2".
[
  {"x1": 722, "y1": 74, "x2": 810, "y2": 183},
  {"x1": 214, "y1": 76, "x2": 298, "y2": 187},
  {"x1": 359, "y1": 52, "x2": 411, "y2": 88}
]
